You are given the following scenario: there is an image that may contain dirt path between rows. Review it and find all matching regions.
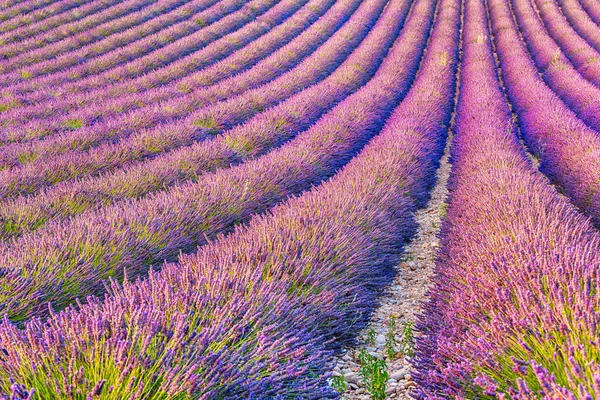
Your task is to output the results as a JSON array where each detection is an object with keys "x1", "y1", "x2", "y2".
[{"x1": 330, "y1": 134, "x2": 452, "y2": 399}]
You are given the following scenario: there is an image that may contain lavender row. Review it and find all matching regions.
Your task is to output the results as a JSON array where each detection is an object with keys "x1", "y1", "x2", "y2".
[
  {"x1": 0, "y1": 0, "x2": 254, "y2": 123},
  {"x1": 0, "y1": 0, "x2": 388, "y2": 200},
  {"x1": 4, "y1": 0, "x2": 289, "y2": 108},
  {"x1": 530, "y1": 0, "x2": 600, "y2": 87},
  {"x1": 0, "y1": 0, "x2": 461, "y2": 395},
  {"x1": 490, "y1": 0, "x2": 600, "y2": 225},
  {"x1": 507, "y1": 0, "x2": 600, "y2": 132},
  {"x1": 0, "y1": 0, "x2": 120, "y2": 47},
  {"x1": 0, "y1": 0, "x2": 245, "y2": 90},
  {"x1": 0, "y1": 0, "x2": 351, "y2": 143},
  {"x1": 0, "y1": 0, "x2": 223, "y2": 105},
  {"x1": 556, "y1": 0, "x2": 600, "y2": 53},
  {"x1": 0, "y1": 0, "x2": 417, "y2": 241},
  {"x1": 0, "y1": 0, "x2": 169, "y2": 65},
  {"x1": 0, "y1": 0, "x2": 94, "y2": 35},
  {"x1": 0, "y1": 0, "x2": 50, "y2": 25},
  {"x1": 578, "y1": 0, "x2": 600, "y2": 26},
  {"x1": 0, "y1": 0, "x2": 317, "y2": 140},
  {"x1": 414, "y1": 0, "x2": 600, "y2": 396},
  {"x1": 0, "y1": 0, "x2": 431, "y2": 324}
]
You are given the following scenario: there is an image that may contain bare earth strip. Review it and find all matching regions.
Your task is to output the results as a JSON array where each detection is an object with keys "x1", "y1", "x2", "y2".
[{"x1": 331, "y1": 133, "x2": 452, "y2": 400}]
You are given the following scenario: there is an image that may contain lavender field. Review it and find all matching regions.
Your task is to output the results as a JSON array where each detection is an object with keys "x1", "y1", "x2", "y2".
[{"x1": 0, "y1": 0, "x2": 599, "y2": 397}]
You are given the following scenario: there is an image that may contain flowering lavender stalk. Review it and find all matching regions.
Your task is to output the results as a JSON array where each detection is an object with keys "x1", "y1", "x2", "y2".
[
  {"x1": 0, "y1": 0, "x2": 182, "y2": 65},
  {"x1": 414, "y1": 0, "x2": 600, "y2": 397},
  {"x1": 0, "y1": 0, "x2": 418, "y2": 240},
  {"x1": 529, "y1": 0, "x2": 600, "y2": 87},
  {"x1": 0, "y1": 0, "x2": 247, "y2": 89},
  {"x1": 489, "y1": 0, "x2": 600, "y2": 226},
  {"x1": 556, "y1": 0, "x2": 600, "y2": 53},
  {"x1": 0, "y1": 0, "x2": 460, "y2": 395},
  {"x1": 502, "y1": 0, "x2": 600, "y2": 132},
  {"x1": 0, "y1": 0, "x2": 434, "y2": 324},
  {"x1": 0, "y1": 0, "x2": 326, "y2": 139},
  {"x1": 0, "y1": 0, "x2": 389, "y2": 200}
]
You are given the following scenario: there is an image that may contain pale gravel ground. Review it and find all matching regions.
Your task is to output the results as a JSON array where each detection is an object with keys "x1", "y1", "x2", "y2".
[{"x1": 329, "y1": 135, "x2": 452, "y2": 399}]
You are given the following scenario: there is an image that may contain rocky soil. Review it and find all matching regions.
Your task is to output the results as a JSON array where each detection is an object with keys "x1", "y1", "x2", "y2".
[{"x1": 330, "y1": 139, "x2": 452, "y2": 399}]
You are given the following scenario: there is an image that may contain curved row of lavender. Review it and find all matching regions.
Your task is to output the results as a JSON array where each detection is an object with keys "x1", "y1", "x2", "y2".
[
  {"x1": 0, "y1": 0, "x2": 306, "y2": 153},
  {"x1": 578, "y1": 0, "x2": 600, "y2": 26},
  {"x1": 0, "y1": 0, "x2": 333, "y2": 134},
  {"x1": 0, "y1": 0, "x2": 232, "y2": 119},
  {"x1": 530, "y1": 0, "x2": 600, "y2": 87},
  {"x1": 489, "y1": 0, "x2": 600, "y2": 226},
  {"x1": 0, "y1": 0, "x2": 388, "y2": 200},
  {"x1": 0, "y1": 0, "x2": 426, "y2": 324},
  {"x1": 0, "y1": 0, "x2": 460, "y2": 395},
  {"x1": 414, "y1": 0, "x2": 600, "y2": 396},
  {"x1": 0, "y1": 0, "x2": 204, "y2": 102},
  {"x1": 0, "y1": 0, "x2": 262, "y2": 91},
  {"x1": 507, "y1": 0, "x2": 600, "y2": 132},
  {"x1": 0, "y1": 0, "x2": 217, "y2": 82},
  {"x1": 0, "y1": 0, "x2": 347, "y2": 140},
  {"x1": 556, "y1": 0, "x2": 600, "y2": 53},
  {"x1": 0, "y1": 0, "x2": 94, "y2": 35},
  {"x1": 0, "y1": 0, "x2": 163, "y2": 63},
  {"x1": 0, "y1": 0, "x2": 317, "y2": 155},
  {"x1": 0, "y1": 0, "x2": 124, "y2": 49},
  {"x1": 0, "y1": 0, "x2": 406, "y2": 240}
]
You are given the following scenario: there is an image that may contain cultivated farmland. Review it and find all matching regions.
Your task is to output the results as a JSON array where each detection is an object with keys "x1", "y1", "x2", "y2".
[{"x1": 0, "y1": 0, "x2": 599, "y2": 398}]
